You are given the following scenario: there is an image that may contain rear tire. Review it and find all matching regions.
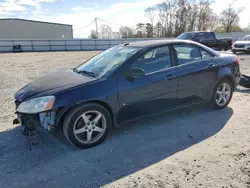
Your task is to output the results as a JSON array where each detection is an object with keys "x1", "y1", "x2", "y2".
[
  {"x1": 211, "y1": 79, "x2": 233, "y2": 110},
  {"x1": 63, "y1": 103, "x2": 111, "y2": 148},
  {"x1": 232, "y1": 50, "x2": 237, "y2": 54}
]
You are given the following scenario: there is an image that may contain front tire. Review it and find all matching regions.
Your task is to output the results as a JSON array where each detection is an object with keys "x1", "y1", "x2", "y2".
[
  {"x1": 211, "y1": 79, "x2": 233, "y2": 110},
  {"x1": 63, "y1": 103, "x2": 111, "y2": 148}
]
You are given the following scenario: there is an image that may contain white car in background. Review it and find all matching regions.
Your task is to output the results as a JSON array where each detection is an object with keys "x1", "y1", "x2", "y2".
[{"x1": 232, "y1": 35, "x2": 250, "y2": 54}]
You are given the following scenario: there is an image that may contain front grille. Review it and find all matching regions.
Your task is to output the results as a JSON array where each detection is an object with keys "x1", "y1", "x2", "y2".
[{"x1": 235, "y1": 44, "x2": 245, "y2": 48}]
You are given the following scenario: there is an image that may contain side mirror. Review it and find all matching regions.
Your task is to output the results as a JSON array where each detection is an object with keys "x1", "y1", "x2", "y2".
[{"x1": 125, "y1": 67, "x2": 145, "y2": 79}]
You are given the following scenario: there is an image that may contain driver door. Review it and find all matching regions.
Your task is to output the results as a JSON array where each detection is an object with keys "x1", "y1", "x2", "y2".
[{"x1": 116, "y1": 46, "x2": 179, "y2": 124}]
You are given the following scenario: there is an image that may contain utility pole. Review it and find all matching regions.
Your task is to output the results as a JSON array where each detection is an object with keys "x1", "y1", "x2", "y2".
[{"x1": 95, "y1": 17, "x2": 98, "y2": 38}]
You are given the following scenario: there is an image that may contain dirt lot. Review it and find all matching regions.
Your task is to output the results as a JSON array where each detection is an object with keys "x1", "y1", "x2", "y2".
[{"x1": 0, "y1": 51, "x2": 250, "y2": 188}]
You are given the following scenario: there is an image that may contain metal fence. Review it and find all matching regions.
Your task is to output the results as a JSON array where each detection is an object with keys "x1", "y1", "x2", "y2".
[
  {"x1": 216, "y1": 32, "x2": 250, "y2": 42},
  {"x1": 0, "y1": 38, "x2": 163, "y2": 53},
  {"x1": 1, "y1": 32, "x2": 250, "y2": 53}
]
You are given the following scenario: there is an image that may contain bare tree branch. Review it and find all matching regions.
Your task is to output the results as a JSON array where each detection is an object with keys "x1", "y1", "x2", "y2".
[{"x1": 220, "y1": 2, "x2": 244, "y2": 32}]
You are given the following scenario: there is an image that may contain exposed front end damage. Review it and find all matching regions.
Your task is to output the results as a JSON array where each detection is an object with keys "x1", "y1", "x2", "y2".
[
  {"x1": 13, "y1": 95, "x2": 58, "y2": 135},
  {"x1": 13, "y1": 108, "x2": 57, "y2": 149},
  {"x1": 13, "y1": 111, "x2": 56, "y2": 132}
]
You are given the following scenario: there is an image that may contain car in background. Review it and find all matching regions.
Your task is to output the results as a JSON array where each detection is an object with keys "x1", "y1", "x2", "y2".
[
  {"x1": 14, "y1": 40, "x2": 241, "y2": 149},
  {"x1": 220, "y1": 37, "x2": 233, "y2": 49},
  {"x1": 232, "y1": 35, "x2": 250, "y2": 54},
  {"x1": 177, "y1": 31, "x2": 231, "y2": 51}
]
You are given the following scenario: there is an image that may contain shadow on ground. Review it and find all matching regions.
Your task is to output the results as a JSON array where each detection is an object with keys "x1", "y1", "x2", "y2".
[
  {"x1": 235, "y1": 88, "x2": 250, "y2": 94},
  {"x1": 0, "y1": 104, "x2": 233, "y2": 188}
]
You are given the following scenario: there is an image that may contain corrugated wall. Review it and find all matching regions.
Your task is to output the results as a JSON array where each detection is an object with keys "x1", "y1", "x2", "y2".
[
  {"x1": 1, "y1": 32, "x2": 250, "y2": 53},
  {"x1": 0, "y1": 19, "x2": 73, "y2": 40},
  {"x1": 216, "y1": 32, "x2": 250, "y2": 42},
  {"x1": 0, "y1": 38, "x2": 164, "y2": 52}
]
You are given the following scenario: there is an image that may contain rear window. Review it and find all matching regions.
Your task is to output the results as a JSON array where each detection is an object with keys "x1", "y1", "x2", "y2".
[
  {"x1": 173, "y1": 44, "x2": 201, "y2": 65},
  {"x1": 193, "y1": 33, "x2": 204, "y2": 40},
  {"x1": 204, "y1": 32, "x2": 215, "y2": 40},
  {"x1": 200, "y1": 49, "x2": 214, "y2": 59}
]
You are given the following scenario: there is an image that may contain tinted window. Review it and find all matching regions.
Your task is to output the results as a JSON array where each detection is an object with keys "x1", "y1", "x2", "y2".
[
  {"x1": 200, "y1": 48, "x2": 214, "y2": 59},
  {"x1": 177, "y1": 32, "x2": 196, "y2": 39},
  {"x1": 174, "y1": 44, "x2": 201, "y2": 65},
  {"x1": 244, "y1": 35, "x2": 250, "y2": 41},
  {"x1": 204, "y1": 32, "x2": 215, "y2": 40},
  {"x1": 193, "y1": 33, "x2": 204, "y2": 40},
  {"x1": 132, "y1": 46, "x2": 171, "y2": 74}
]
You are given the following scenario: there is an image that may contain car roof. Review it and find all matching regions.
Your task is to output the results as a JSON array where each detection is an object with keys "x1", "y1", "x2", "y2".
[
  {"x1": 181, "y1": 31, "x2": 213, "y2": 34},
  {"x1": 126, "y1": 39, "x2": 220, "y2": 57},
  {"x1": 127, "y1": 39, "x2": 198, "y2": 47}
]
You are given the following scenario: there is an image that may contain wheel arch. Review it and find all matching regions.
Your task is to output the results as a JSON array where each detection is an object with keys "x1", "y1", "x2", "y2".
[
  {"x1": 208, "y1": 74, "x2": 235, "y2": 101},
  {"x1": 216, "y1": 74, "x2": 235, "y2": 89},
  {"x1": 55, "y1": 100, "x2": 116, "y2": 128}
]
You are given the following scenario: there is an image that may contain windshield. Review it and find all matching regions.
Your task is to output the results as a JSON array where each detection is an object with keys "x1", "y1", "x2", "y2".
[
  {"x1": 177, "y1": 32, "x2": 196, "y2": 39},
  {"x1": 76, "y1": 46, "x2": 141, "y2": 77},
  {"x1": 244, "y1": 36, "x2": 250, "y2": 41}
]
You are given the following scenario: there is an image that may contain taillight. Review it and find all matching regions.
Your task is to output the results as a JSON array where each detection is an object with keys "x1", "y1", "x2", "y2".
[
  {"x1": 229, "y1": 39, "x2": 232, "y2": 43},
  {"x1": 235, "y1": 56, "x2": 240, "y2": 65}
]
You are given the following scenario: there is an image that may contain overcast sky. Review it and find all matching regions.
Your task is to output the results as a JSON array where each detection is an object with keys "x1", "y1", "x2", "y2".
[{"x1": 0, "y1": 0, "x2": 249, "y2": 38}]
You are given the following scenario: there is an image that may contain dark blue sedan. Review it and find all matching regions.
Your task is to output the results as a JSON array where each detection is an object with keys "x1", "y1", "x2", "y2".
[{"x1": 14, "y1": 40, "x2": 241, "y2": 148}]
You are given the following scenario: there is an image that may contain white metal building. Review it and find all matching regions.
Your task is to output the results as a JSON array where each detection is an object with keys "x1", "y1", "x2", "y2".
[{"x1": 0, "y1": 18, "x2": 73, "y2": 39}]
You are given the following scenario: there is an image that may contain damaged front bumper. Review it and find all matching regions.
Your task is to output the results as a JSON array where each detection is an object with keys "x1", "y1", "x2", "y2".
[{"x1": 13, "y1": 110, "x2": 56, "y2": 132}]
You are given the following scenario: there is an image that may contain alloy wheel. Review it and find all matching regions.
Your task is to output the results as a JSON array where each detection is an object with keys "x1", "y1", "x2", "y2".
[
  {"x1": 73, "y1": 110, "x2": 107, "y2": 144},
  {"x1": 215, "y1": 83, "x2": 231, "y2": 106}
]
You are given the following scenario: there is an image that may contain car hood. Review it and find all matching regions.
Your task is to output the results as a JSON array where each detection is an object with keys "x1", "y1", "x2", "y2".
[
  {"x1": 15, "y1": 69, "x2": 97, "y2": 102},
  {"x1": 234, "y1": 41, "x2": 250, "y2": 45}
]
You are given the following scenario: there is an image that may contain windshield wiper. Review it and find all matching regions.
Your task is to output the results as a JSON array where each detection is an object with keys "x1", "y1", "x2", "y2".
[{"x1": 73, "y1": 68, "x2": 96, "y2": 77}]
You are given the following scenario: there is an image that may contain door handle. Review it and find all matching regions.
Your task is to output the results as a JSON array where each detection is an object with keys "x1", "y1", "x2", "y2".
[
  {"x1": 208, "y1": 63, "x2": 215, "y2": 68},
  {"x1": 165, "y1": 74, "x2": 173, "y2": 80}
]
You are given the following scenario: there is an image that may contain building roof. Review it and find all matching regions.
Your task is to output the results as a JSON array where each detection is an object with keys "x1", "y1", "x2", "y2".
[{"x1": 0, "y1": 18, "x2": 72, "y2": 27}]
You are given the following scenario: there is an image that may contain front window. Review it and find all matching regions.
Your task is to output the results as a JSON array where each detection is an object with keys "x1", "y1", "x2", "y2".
[
  {"x1": 132, "y1": 46, "x2": 171, "y2": 74},
  {"x1": 76, "y1": 46, "x2": 141, "y2": 77},
  {"x1": 177, "y1": 32, "x2": 196, "y2": 40}
]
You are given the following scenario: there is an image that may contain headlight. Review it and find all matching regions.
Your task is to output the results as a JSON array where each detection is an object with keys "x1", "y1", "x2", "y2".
[{"x1": 17, "y1": 96, "x2": 55, "y2": 114}]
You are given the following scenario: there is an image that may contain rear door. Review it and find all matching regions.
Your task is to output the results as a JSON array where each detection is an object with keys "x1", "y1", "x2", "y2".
[
  {"x1": 172, "y1": 43, "x2": 218, "y2": 105},
  {"x1": 117, "y1": 46, "x2": 179, "y2": 124},
  {"x1": 203, "y1": 32, "x2": 217, "y2": 49}
]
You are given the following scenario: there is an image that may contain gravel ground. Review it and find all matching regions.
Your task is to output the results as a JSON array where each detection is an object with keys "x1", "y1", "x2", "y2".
[{"x1": 0, "y1": 51, "x2": 250, "y2": 188}]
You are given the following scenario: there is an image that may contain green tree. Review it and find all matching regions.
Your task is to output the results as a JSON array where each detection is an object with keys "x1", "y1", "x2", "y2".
[
  {"x1": 89, "y1": 30, "x2": 97, "y2": 39},
  {"x1": 145, "y1": 23, "x2": 153, "y2": 38},
  {"x1": 119, "y1": 26, "x2": 134, "y2": 38},
  {"x1": 136, "y1": 23, "x2": 145, "y2": 38}
]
